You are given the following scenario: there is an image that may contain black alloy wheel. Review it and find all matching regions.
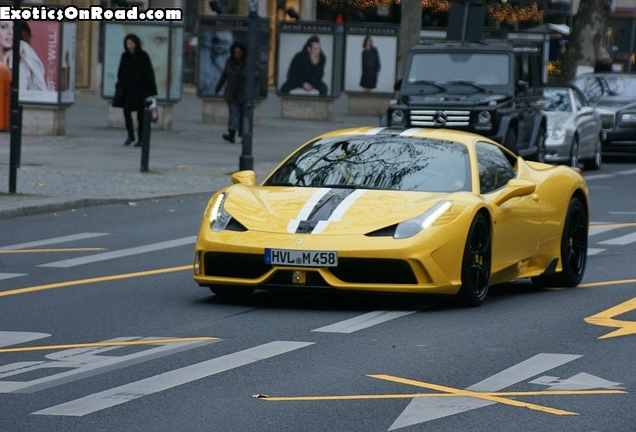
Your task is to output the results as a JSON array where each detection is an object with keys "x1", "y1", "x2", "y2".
[
  {"x1": 456, "y1": 213, "x2": 492, "y2": 307},
  {"x1": 533, "y1": 196, "x2": 588, "y2": 287}
]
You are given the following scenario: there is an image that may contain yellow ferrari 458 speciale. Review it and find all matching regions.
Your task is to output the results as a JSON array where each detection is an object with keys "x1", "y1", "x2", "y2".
[{"x1": 193, "y1": 127, "x2": 589, "y2": 306}]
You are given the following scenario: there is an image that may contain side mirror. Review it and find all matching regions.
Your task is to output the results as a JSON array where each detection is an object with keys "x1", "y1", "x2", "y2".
[
  {"x1": 579, "y1": 106, "x2": 594, "y2": 116},
  {"x1": 231, "y1": 170, "x2": 256, "y2": 185},
  {"x1": 493, "y1": 179, "x2": 536, "y2": 206}
]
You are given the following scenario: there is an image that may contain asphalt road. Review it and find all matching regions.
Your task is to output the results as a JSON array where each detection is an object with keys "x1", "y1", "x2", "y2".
[{"x1": 1, "y1": 162, "x2": 636, "y2": 431}]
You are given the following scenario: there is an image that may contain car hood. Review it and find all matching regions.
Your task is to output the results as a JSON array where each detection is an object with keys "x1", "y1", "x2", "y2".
[
  {"x1": 223, "y1": 185, "x2": 462, "y2": 235},
  {"x1": 545, "y1": 112, "x2": 572, "y2": 126},
  {"x1": 590, "y1": 98, "x2": 636, "y2": 111},
  {"x1": 403, "y1": 93, "x2": 509, "y2": 107}
]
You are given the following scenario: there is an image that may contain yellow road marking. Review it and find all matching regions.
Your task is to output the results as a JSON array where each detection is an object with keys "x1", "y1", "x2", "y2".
[
  {"x1": 0, "y1": 337, "x2": 218, "y2": 353},
  {"x1": 0, "y1": 265, "x2": 191, "y2": 297},
  {"x1": 263, "y1": 389, "x2": 625, "y2": 402},
  {"x1": 585, "y1": 296, "x2": 636, "y2": 339},
  {"x1": 369, "y1": 374, "x2": 577, "y2": 415},
  {"x1": 578, "y1": 279, "x2": 636, "y2": 288},
  {"x1": 0, "y1": 248, "x2": 106, "y2": 254},
  {"x1": 590, "y1": 223, "x2": 636, "y2": 229}
]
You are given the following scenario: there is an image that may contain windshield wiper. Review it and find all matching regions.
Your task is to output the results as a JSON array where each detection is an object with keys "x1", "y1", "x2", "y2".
[
  {"x1": 408, "y1": 80, "x2": 447, "y2": 92},
  {"x1": 447, "y1": 80, "x2": 487, "y2": 92}
]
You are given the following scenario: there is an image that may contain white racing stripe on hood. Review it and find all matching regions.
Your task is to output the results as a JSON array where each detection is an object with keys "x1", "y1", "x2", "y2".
[
  {"x1": 287, "y1": 188, "x2": 331, "y2": 233},
  {"x1": 400, "y1": 128, "x2": 423, "y2": 137},
  {"x1": 364, "y1": 127, "x2": 387, "y2": 135},
  {"x1": 311, "y1": 189, "x2": 367, "y2": 234}
]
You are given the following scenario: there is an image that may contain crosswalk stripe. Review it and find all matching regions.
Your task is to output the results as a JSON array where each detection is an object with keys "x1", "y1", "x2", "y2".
[
  {"x1": 0, "y1": 233, "x2": 108, "y2": 250},
  {"x1": 587, "y1": 248, "x2": 606, "y2": 256},
  {"x1": 38, "y1": 236, "x2": 197, "y2": 268},
  {"x1": 312, "y1": 311, "x2": 417, "y2": 333},
  {"x1": 0, "y1": 273, "x2": 26, "y2": 281},
  {"x1": 598, "y1": 232, "x2": 636, "y2": 246},
  {"x1": 32, "y1": 341, "x2": 314, "y2": 417}
]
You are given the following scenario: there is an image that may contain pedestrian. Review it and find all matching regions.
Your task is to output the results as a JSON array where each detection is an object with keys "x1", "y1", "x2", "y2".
[
  {"x1": 112, "y1": 33, "x2": 157, "y2": 147},
  {"x1": 215, "y1": 41, "x2": 248, "y2": 144}
]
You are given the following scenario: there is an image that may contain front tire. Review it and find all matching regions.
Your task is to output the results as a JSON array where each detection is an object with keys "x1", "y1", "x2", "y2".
[
  {"x1": 532, "y1": 125, "x2": 546, "y2": 163},
  {"x1": 456, "y1": 213, "x2": 492, "y2": 307},
  {"x1": 583, "y1": 137, "x2": 602, "y2": 171},
  {"x1": 503, "y1": 128, "x2": 518, "y2": 155},
  {"x1": 533, "y1": 197, "x2": 588, "y2": 287},
  {"x1": 569, "y1": 135, "x2": 580, "y2": 168}
]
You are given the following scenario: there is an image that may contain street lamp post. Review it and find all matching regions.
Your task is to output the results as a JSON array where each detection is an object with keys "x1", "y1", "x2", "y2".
[
  {"x1": 8, "y1": 0, "x2": 22, "y2": 194},
  {"x1": 240, "y1": 0, "x2": 258, "y2": 171}
]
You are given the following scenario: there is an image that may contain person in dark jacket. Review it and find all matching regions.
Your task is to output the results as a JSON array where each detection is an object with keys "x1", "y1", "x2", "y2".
[
  {"x1": 113, "y1": 33, "x2": 158, "y2": 146},
  {"x1": 280, "y1": 35, "x2": 328, "y2": 96},
  {"x1": 359, "y1": 35, "x2": 381, "y2": 92},
  {"x1": 215, "y1": 41, "x2": 248, "y2": 144}
]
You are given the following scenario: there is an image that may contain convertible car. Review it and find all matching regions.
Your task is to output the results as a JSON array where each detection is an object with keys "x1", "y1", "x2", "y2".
[{"x1": 193, "y1": 127, "x2": 589, "y2": 306}]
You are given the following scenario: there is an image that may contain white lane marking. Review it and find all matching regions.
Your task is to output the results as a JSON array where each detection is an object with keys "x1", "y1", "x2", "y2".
[
  {"x1": 587, "y1": 248, "x2": 606, "y2": 256},
  {"x1": 0, "y1": 273, "x2": 26, "y2": 281},
  {"x1": 588, "y1": 225, "x2": 621, "y2": 236},
  {"x1": 311, "y1": 189, "x2": 367, "y2": 234},
  {"x1": 598, "y1": 232, "x2": 636, "y2": 246},
  {"x1": 38, "y1": 236, "x2": 197, "y2": 268},
  {"x1": 0, "y1": 233, "x2": 108, "y2": 250},
  {"x1": 287, "y1": 188, "x2": 331, "y2": 233},
  {"x1": 312, "y1": 311, "x2": 417, "y2": 334},
  {"x1": 32, "y1": 341, "x2": 314, "y2": 417},
  {"x1": 389, "y1": 353, "x2": 581, "y2": 430},
  {"x1": 0, "y1": 331, "x2": 51, "y2": 349}
]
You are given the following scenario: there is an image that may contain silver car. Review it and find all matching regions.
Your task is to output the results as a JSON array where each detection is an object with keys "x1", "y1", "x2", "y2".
[
  {"x1": 543, "y1": 84, "x2": 602, "y2": 170},
  {"x1": 572, "y1": 73, "x2": 636, "y2": 153}
]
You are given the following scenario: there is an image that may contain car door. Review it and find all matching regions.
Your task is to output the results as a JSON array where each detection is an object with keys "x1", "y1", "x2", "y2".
[
  {"x1": 572, "y1": 88, "x2": 599, "y2": 156},
  {"x1": 476, "y1": 141, "x2": 542, "y2": 278}
]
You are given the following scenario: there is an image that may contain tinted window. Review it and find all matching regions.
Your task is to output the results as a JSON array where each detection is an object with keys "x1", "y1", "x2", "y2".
[
  {"x1": 407, "y1": 53, "x2": 510, "y2": 85},
  {"x1": 476, "y1": 141, "x2": 516, "y2": 194},
  {"x1": 265, "y1": 136, "x2": 472, "y2": 193}
]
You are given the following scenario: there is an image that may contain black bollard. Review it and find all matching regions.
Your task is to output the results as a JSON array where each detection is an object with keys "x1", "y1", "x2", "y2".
[{"x1": 140, "y1": 102, "x2": 152, "y2": 172}]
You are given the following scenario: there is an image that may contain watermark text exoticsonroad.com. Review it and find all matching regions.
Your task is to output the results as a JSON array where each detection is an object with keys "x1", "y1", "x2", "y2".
[{"x1": 0, "y1": 6, "x2": 182, "y2": 22}]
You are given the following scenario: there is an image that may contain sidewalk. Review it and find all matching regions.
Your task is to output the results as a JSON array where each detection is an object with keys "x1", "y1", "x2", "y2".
[{"x1": 0, "y1": 87, "x2": 378, "y2": 219}]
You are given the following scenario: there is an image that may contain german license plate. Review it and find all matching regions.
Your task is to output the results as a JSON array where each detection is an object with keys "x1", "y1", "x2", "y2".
[{"x1": 264, "y1": 248, "x2": 338, "y2": 267}]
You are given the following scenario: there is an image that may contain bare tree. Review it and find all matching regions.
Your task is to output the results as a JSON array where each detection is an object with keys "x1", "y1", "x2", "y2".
[
  {"x1": 558, "y1": 0, "x2": 612, "y2": 82},
  {"x1": 397, "y1": 1, "x2": 423, "y2": 79}
]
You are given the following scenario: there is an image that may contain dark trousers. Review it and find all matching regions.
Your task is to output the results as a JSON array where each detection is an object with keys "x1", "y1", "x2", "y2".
[{"x1": 124, "y1": 107, "x2": 145, "y2": 142}]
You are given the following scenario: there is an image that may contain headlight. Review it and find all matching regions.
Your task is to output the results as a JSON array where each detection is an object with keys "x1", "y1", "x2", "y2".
[
  {"x1": 390, "y1": 109, "x2": 406, "y2": 126},
  {"x1": 620, "y1": 113, "x2": 636, "y2": 123},
  {"x1": 549, "y1": 124, "x2": 566, "y2": 140},
  {"x1": 477, "y1": 111, "x2": 491, "y2": 124},
  {"x1": 209, "y1": 193, "x2": 232, "y2": 232},
  {"x1": 394, "y1": 201, "x2": 452, "y2": 239}
]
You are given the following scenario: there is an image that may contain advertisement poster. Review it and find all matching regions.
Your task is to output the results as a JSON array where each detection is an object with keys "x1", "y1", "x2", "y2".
[
  {"x1": 103, "y1": 22, "x2": 182, "y2": 101},
  {"x1": 277, "y1": 22, "x2": 335, "y2": 97},
  {"x1": 197, "y1": 16, "x2": 269, "y2": 99},
  {"x1": 343, "y1": 24, "x2": 398, "y2": 94},
  {"x1": 60, "y1": 21, "x2": 77, "y2": 104},
  {"x1": 0, "y1": 21, "x2": 62, "y2": 103}
]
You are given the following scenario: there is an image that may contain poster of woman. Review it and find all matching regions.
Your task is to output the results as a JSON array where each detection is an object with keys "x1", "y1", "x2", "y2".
[
  {"x1": 343, "y1": 26, "x2": 398, "y2": 94},
  {"x1": 0, "y1": 20, "x2": 62, "y2": 103}
]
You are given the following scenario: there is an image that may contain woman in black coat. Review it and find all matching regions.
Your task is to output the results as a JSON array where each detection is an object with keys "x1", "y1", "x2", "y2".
[
  {"x1": 215, "y1": 42, "x2": 248, "y2": 144},
  {"x1": 360, "y1": 35, "x2": 381, "y2": 92},
  {"x1": 113, "y1": 33, "x2": 158, "y2": 146}
]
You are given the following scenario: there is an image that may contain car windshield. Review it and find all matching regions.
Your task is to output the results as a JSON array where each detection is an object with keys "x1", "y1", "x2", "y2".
[
  {"x1": 406, "y1": 53, "x2": 510, "y2": 86},
  {"x1": 543, "y1": 89, "x2": 572, "y2": 112},
  {"x1": 264, "y1": 136, "x2": 471, "y2": 193},
  {"x1": 574, "y1": 75, "x2": 636, "y2": 101}
]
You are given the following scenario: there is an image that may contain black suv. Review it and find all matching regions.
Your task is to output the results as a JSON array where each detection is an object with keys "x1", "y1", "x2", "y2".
[{"x1": 385, "y1": 42, "x2": 546, "y2": 161}]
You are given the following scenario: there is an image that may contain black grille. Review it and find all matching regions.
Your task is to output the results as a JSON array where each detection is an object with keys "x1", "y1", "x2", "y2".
[
  {"x1": 331, "y1": 258, "x2": 417, "y2": 284},
  {"x1": 204, "y1": 252, "x2": 269, "y2": 278},
  {"x1": 600, "y1": 114, "x2": 614, "y2": 129}
]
